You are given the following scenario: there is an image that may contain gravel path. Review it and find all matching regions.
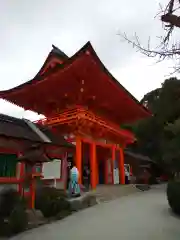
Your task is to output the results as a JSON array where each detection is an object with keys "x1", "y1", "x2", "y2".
[{"x1": 11, "y1": 185, "x2": 180, "y2": 240}]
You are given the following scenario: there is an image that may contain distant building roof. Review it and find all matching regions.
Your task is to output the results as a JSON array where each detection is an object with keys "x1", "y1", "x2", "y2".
[
  {"x1": 124, "y1": 150, "x2": 155, "y2": 163},
  {"x1": 0, "y1": 113, "x2": 73, "y2": 148}
]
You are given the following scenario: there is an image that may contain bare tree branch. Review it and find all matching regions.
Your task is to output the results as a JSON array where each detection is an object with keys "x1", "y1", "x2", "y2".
[
  {"x1": 120, "y1": 32, "x2": 180, "y2": 58},
  {"x1": 119, "y1": 0, "x2": 180, "y2": 73}
]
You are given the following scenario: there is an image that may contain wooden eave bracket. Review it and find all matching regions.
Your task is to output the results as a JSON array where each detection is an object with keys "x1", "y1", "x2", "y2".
[{"x1": 41, "y1": 107, "x2": 135, "y2": 142}]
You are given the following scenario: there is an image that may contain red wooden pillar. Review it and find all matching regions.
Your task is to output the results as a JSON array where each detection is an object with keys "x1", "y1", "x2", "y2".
[
  {"x1": 18, "y1": 162, "x2": 25, "y2": 194},
  {"x1": 90, "y1": 142, "x2": 97, "y2": 189},
  {"x1": 17, "y1": 152, "x2": 24, "y2": 195},
  {"x1": 30, "y1": 178, "x2": 36, "y2": 209},
  {"x1": 119, "y1": 148, "x2": 125, "y2": 184},
  {"x1": 76, "y1": 136, "x2": 82, "y2": 184},
  {"x1": 111, "y1": 146, "x2": 115, "y2": 184}
]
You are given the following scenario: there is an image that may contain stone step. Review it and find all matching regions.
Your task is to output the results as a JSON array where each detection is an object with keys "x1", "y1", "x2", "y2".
[{"x1": 94, "y1": 184, "x2": 141, "y2": 203}]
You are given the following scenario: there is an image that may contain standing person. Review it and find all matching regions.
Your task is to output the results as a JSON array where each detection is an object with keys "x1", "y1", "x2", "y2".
[
  {"x1": 66, "y1": 157, "x2": 73, "y2": 190},
  {"x1": 68, "y1": 164, "x2": 81, "y2": 197},
  {"x1": 87, "y1": 166, "x2": 90, "y2": 189},
  {"x1": 83, "y1": 165, "x2": 90, "y2": 190},
  {"x1": 125, "y1": 166, "x2": 130, "y2": 184}
]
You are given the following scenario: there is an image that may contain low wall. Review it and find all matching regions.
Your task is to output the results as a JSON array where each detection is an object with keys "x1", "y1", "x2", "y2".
[
  {"x1": 41, "y1": 179, "x2": 64, "y2": 189},
  {"x1": 0, "y1": 183, "x2": 18, "y2": 193}
]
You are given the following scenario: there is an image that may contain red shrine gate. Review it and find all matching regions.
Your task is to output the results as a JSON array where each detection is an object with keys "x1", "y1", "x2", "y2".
[
  {"x1": 0, "y1": 42, "x2": 151, "y2": 189},
  {"x1": 36, "y1": 106, "x2": 135, "y2": 188}
]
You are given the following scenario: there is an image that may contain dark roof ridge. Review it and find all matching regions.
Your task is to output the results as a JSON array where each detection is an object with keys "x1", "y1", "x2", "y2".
[
  {"x1": 0, "y1": 42, "x2": 90, "y2": 94},
  {"x1": 124, "y1": 150, "x2": 155, "y2": 162},
  {"x1": 0, "y1": 113, "x2": 27, "y2": 126},
  {"x1": 51, "y1": 44, "x2": 69, "y2": 59}
]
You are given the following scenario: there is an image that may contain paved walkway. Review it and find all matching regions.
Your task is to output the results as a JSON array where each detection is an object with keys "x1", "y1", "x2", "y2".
[{"x1": 11, "y1": 185, "x2": 180, "y2": 240}]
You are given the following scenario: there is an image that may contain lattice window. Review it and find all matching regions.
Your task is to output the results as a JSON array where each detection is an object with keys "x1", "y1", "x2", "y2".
[{"x1": 0, "y1": 154, "x2": 18, "y2": 177}]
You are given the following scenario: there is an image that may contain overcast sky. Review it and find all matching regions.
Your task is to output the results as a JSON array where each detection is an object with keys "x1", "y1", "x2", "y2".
[{"x1": 0, "y1": 0, "x2": 177, "y2": 120}]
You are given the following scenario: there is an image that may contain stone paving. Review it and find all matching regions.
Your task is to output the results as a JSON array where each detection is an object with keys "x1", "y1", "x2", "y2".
[
  {"x1": 95, "y1": 184, "x2": 141, "y2": 202},
  {"x1": 11, "y1": 184, "x2": 180, "y2": 240}
]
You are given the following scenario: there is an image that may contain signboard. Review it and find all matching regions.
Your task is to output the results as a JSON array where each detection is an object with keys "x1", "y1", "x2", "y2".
[{"x1": 42, "y1": 159, "x2": 61, "y2": 179}]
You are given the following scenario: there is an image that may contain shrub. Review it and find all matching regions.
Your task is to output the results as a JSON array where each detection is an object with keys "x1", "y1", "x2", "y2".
[
  {"x1": 0, "y1": 188, "x2": 23, "y2": 218},
  {"x1": 35, "y1": 187, "x2": 70, "y2": 218},
  {"x1": 167, "y1": 180, "x2": 180, "y2": 215},
  {"x1": 149, "y1": 175, "x2": 158, "y2": 185},
  {"x1": 8, "y1": 204, "x2": 28, "y2": 234},
  {"x1": 0, "y1": 188, "x2": 27, "y2": 236}
]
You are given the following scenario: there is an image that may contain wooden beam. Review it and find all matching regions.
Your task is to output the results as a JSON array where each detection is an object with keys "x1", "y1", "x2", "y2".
[{"x1": 42, "y1": 107, "x2": 135, "y2": 143}]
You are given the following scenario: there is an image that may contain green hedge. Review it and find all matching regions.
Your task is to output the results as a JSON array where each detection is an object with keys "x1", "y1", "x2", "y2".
[
  {"x1": 35, "y1": 187, "x2": 71, "y2": 218},
  {"x1": 167, "y1": 180, "x2": 180, "y2": 215},
  {"x1": 0, "y1": 189, "x2": 27, "y2": 237}
]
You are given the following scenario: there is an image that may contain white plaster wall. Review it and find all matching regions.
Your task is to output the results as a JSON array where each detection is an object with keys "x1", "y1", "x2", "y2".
[
  {"x1": 114, "y1": 159, "x2": 120, "y2": 184},
  {"x1": 114, "y1": 169, "x2": 120, "y2": 184}
]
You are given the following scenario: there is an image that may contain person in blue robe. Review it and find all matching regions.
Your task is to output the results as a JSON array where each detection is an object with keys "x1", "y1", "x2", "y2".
[{"x1": 68, "y1": 164, "x2": 81, "y2": 197}]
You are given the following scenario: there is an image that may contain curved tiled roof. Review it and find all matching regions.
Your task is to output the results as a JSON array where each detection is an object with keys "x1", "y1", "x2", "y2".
[
  {"x1": 0, "y1": 113, "x2": 73, "y2": 148},
  {"x1": 0, "y1": 42, "x2": 151, "y2": 123}
]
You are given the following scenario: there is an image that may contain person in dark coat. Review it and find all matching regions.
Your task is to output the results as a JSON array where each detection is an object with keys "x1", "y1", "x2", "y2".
[
  {"x1": 83, "y1": 165, "x2": 90, "y2": 190},
  {"x1": 66, "y1": 157, "x2": 73, "y2": 189}
]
